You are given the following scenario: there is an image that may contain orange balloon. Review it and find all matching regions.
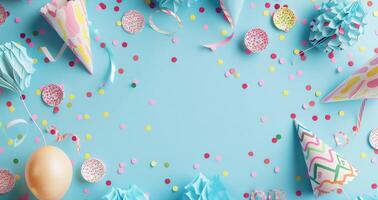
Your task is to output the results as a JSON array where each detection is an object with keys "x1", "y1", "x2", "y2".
[{"x1": 25, "y1": 146, "x2": 72, "y2": 200}]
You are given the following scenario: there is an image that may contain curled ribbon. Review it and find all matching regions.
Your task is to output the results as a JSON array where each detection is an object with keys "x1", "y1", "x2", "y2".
[
  {"x1": 3, "y1": 119, "x2": 28, "y2": 147},
  {"x1": 354, "y1": 98, "x2": 367, "y2": 134},
  {"x1": 149, "y1": 9, "x2": 183, "y2": 35},
  {"x1": 334, "y1": 131, "x2": 350, "y2": 147},
  {"x1": 46, "y1": 126, "x2": 81, "y2": 152},
  {"x1": 202, "y1": 0, "x2": 235, "y2": 51},
  {"x1": 40, "y1": 44, "x2": 67, "y2": 63}
]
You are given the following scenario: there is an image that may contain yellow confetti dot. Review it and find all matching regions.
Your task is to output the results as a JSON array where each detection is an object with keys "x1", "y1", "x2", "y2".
[
  {"x1": 315, "y1": 91, "x2": 322, "y2": 97},
  {"x1": 83, "y1": 114, "x2": 91, "y2": 120},
  {"x1": 279, "y1": 35, "x2": 285, "y2": 41},
  {"x1": 358, "y1": 46, "x2": 366, "y2": 53},
  {"x1": 69, "y1": 94, "x2": 75, "y2": 100},
  {"x1": 283, "y1": 90, "x2": 289, "y2": 96},
  {"x1": 15, "y1": 174, "x2": 20, "y2": 181},
  {"x1": 33, "y1": 58, "x2": 38, "y2": 64},
  {"x1": 66, "y1": 102, "x2": 72, "y2": 108},
  {"x1": 98, "y1": 89, "x2": 105, "y2": 95},
  {"x1": 150, "y1": 160, "x2": 158, "y2": 167},
  {"x1": 35, "y1": 89, "x2": 42, "y2": 95},
  {"x1": 103, "y1": 112, "x2": 109, "y2": 118},
  {"x1": 263, "y1": 10, "x2": 269, "y2": 16},
  {"x1": 85, "y1": 134, "x2": 92, "y2": 140},
  {"x1": 360, "y1": 153, "x2": 367, "y2": 159},
  {"x1": 144, "y1": 124, "x2": 152, "y2": 132},
  {"x1": 172, "y1": 185, "x2": 179, "y2": 192},
  {"x1": 116, "y1": 20, "x2": 122, "y2": 26},
  {"x1": 222, "y1": 170, "x2": 229, "y2": 177},
  {"x1": 293, "y1": 49, "x2": 300, "y2": 55},
  {"x1": 338, "y1": 110, "x2": 345, "y2": 117},
  {"x1": 373, "y1": 10, "x2": 378, "y2": 17},
  {"x1": 7, "y1": 139, "x2": 14, "y2": 146},
  {"x1": 268, "y1": 65, "x2": 276, "y2": 73},
  {"x1": 221, "y1": 29, "x2": 228, "y2": 36},
  {"x1": 41, "y1": 120, "x2": 48, "y2": 126},
  {"x1": 217, "y1": 59, "x2": 224, "y2": 65},
  {"x1": 84, "y1": 153, "x2": 91, "y2": 159},
  {"x1": 295, "y1": 176, "x2": 301, "y2": 182},
  {"x1": 190, "y1": 14, "x2": 196, "y2": 21},
  {"x1": 233, "y1": 72, "x2": 241, "y2": 79},
  {"x1": 9, "y1": 106, "x2": 15, "y2": 113}
]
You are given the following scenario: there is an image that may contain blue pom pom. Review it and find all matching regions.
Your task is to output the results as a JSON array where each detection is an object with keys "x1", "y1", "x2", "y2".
[{"x1": 309, "y1": 0, "x2": 367, "y2": 53}]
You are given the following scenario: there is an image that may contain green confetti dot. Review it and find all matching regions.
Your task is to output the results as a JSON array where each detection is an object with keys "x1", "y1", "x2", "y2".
[
  {"x1": 17, "y1": 134, "x2": 24, "y2": 140},
  {"x1": 66, "y1": 102, "x2": 72, "y2": 108},
  {"x1": 13, "y1": 158, "x2": 19, "y2": 164},
  {"x1": 164, "y1": 162, "x2": 170, "y2": 168},
  {"x1": 131, "y1": 83, "x2": 137, "y2": 88},
  {"x1": 276, "y1": 134, "x2": 282, "y2": 140}
]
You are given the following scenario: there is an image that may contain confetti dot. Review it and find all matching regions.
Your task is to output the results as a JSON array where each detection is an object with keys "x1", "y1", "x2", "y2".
[
  {"x1": 279, "y1": 35, "x2": 285, "y2": 41},
  {"x1": 222, "y1": 170, "x2": 229, "y2": 177},
  {"x1": 144, "y1": 124, "x2": 152, "y2": 132},
  {"x1": 41, "y1": 120, "x2": 48, "y2": 126},
  {"x1": 106, "y1": 180, "x2": 112, "y2": 186},
  {"x1": 264, "y1": 158, "x2": 270, "y2": 164},
  {"x1": 85, "y1": 134, "x2": 92, "y2": 140},
  {"x1": 84, "y1": 153, "x2": 91, "y2": 159},
  {"x1": 193, "y1": 163, "x2": 200, "y2": 170},
  {"x1": 190, "y1": 15, "x2": 196, "y2": 21},
  {"x1": 150, "y1": 160, "x2": 158, "y2": 167},
  {"x1": 172, "y1": 185, "x2": 179, "y2": 192},
  {"x1": 338, "y1": 110, "x2": 345, "y2": 117},
  {"x1": 217, "y1": 59, "x2": 224, "y2": 65},
  {"x1": 204, "y1": 153, "x2": 210, "y2": 159},
  {"x1": 372, "y1": 183, "x2": 377, "y2": 189},
  {"x1": 282, "y1": 90, "x2": 289, "y2": 96}
]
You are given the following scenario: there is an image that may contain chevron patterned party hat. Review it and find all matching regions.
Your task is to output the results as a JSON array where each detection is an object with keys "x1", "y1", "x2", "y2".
[{"x1": 294, "y1": 120, "x2": 358, "y2": 196}]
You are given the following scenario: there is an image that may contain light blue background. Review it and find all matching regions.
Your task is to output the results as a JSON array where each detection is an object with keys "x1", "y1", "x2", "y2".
[{"x1": 0, "y1": 0, "x2": 378, "y2": 199}]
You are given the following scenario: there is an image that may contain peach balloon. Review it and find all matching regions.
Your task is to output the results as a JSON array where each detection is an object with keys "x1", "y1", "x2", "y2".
[{"x1": 25, "y1": 146, "x2": 72, "y2": 200}]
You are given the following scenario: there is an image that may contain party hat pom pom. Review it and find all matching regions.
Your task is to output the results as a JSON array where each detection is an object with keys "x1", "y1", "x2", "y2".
[{"x1": 309, "y1": 0, "x2": 367, "y2": 53}]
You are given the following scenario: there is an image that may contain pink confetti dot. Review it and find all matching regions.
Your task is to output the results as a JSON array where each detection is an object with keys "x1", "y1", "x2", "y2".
[
  {"x1": 337, "y1": 66, "x2": 343, "y2": 73},
  {"x1": 171, "y1": 57, "x2": 177, "y2": 63},
  {"x1": 76, "y1": 115, "x2": 83, "y2": 121},
  {"x1": 243, "y1": 193, "x2": 250, "y2": 198},
  {"x1": 164, "y1": 178, "x2": 171, "y2": 184},
  {"x1": 133, "y1": 55, "x2": 139, "y2": 61},
  {"x1": 288, "y1": 74, "x2": 295, "y2": 80},
  {"x1": 83, "y1": 188, "x2": 89, "y2": 194},
  {"x1": 171, "y1": 37, "x2": 178, "y2": 43},
  {"x1": 193, "y1": 163, "x2": 200, "y2": 170},
  {"x1": 290, "y1": 113, "x2": 296, "y2": 119},
  {"x1": 372, "y1": 183, "x2": 377, "y2": 189},
  {"x1": 312, "y1": 115, "x2": 318, "y2": 121},
  {"x1": 325, "y1": 114, "x2": 331, "y2": 120},
  {"x1": 242, "y1": 83, "x2": 249, "y2": 89},
  {"x1": 301, "y1": 19, "x2": 307, "y2": 25},
  {"x1": 106, "y1": 180, "x2": 112, "y2": 186},
  {"x1": 250, "y1": 171, "x2": 257, "y2": 177},
  {"x1": 148, "y1": 99, "x2": 156, "y2": 105},
  {"x1": 131, "y1": 158, "x2": 137, "y2": 165},
  {"x1": 336, "y1": 188, "x2": 343, "y2": 194},
  {"x1": 203, "y1": 24, "x2": 208, "y2": 30},
  {"x1": 296, "y1": 70, "x2": 303, "y2": 76},
  {"x1": 15, "y1": 17, "x2": 21, "y2": 23},
  {"x1": 258, "y1": 80, "x2": 264, "y2": 87},
  {"x1": 204, "y1": 153, "x2": 210, "y2": 159},
  {"x1": 0, "y1": 147, "x2": 4, "y2": 153},
  {"x1": 119, "y1": 124, "x2": 126, "y2": 130},
  {"x1": 32, "y1": 114, "x2": 38, "y2": 120},
  {"x1": 264, "y1": 158, "x2": 270, "y2": 164},
  {"x1": 119, "y1": 162, "x2": 126, "y2": 168},
  {"x1": 112, "y1": 40, "x2": 119, "y2": 46},
  {"x1": 274, "y1": 167, "x2": 280, "y2": 173},
  {"x1": 117, "y1": 168, "x2": 124, "y2": 174},
  {"x1": 302, "y1": 103, "x2": 308, "y2": 110},
  {"x1": 260, "y1": 116, "x2": 268, "y2": 123},
  {"x1": 279, "y1": 58, "x2": 285, "y2": 64},
  {"x1": 248, "y1": 151, "x2": 254, "y2": 157},
  {"x1": 296, "y1": 190, "x2": 302, "y2": 196},
  {"x1": 215, "y1": 155, "x2": 222, "y2": 161}
]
